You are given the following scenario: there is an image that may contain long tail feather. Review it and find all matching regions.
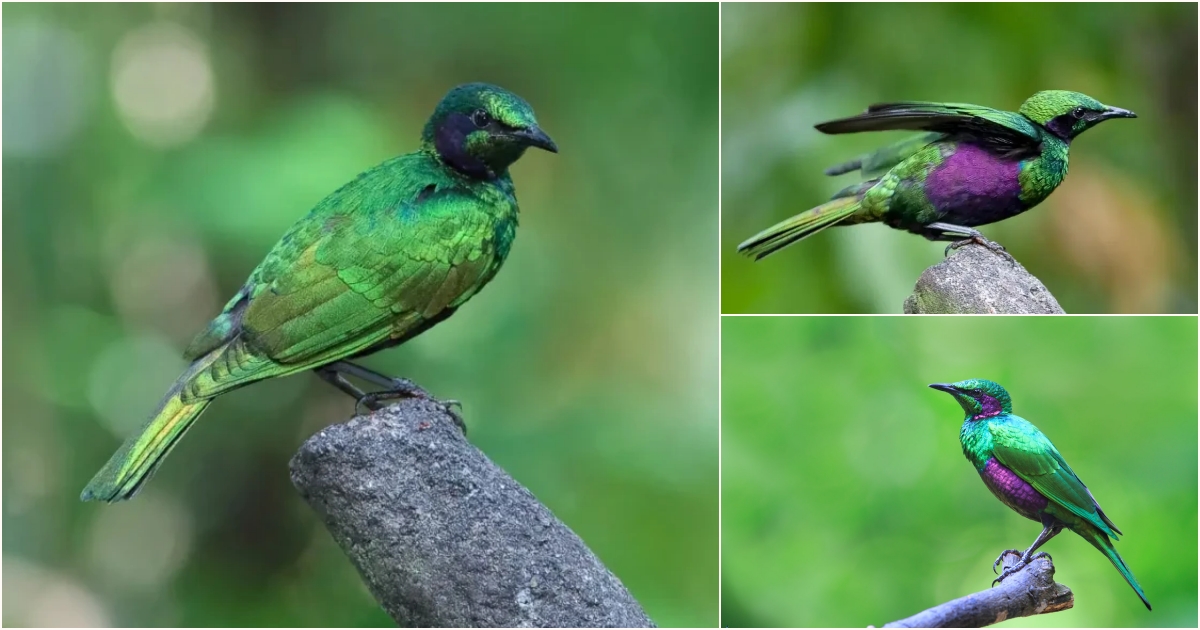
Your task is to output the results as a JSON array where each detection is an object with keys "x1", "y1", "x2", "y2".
[
  {"x1": 81, "y1": 353, "x2": 220, "y2": 502},
  {"x1": 1080, "y1": 525, "x2": 1151, "y2": 610},
  {"x1": 737, "y1": 196, "x2": 860, "y2": 260}
]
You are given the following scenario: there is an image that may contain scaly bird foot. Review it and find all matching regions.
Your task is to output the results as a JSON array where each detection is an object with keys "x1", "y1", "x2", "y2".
[
  {"x1": 354, "y1": 379, "x2": 467, "y2": 435},
  {"x1": 945, "y1": 236, "x2": 1016, "y2": 264},
  {"x1": 993, "y1": 561, "x2": 1027, "y2": 586},
  {"x1": 992, "y1": 550, "x2": 1046, "y2": 586},
  {"x1": 992, "y1": 549, "x2": 1022, "y2": 575}
]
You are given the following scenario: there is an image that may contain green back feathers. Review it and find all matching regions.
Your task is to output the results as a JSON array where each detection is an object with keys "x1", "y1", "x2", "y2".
[{"x1": 987, "y1": 418, "x2": 1121, "y2": 538}]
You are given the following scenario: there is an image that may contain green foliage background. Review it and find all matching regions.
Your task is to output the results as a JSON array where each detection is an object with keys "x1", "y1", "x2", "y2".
[
  {"x1": 722, "y1": 316, "x2": 1197, "y2": 627},
  {"x1": 722, "y1": 2, "x2": 1197, "y2": 314},
  {"x1": 3, "y1": 3, "x2": 718, "y2": 626}
]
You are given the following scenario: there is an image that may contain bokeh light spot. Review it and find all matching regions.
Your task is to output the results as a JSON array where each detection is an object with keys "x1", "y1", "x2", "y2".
[
  {"x1": 111, "y1": 22, "x2": 215, "y2": 148},
  {"x1": 2, "y1": 20, "x2": 94, "y2": 158},
  {"x1": 86, "y1": 492, "x2": 194, "y2": 596},
  {"x1": 106, "y1": 222, "x2": 219, "y2": 342},
  {"x1": 2, "y1": 557, "x2": 112, "y2": 627}
]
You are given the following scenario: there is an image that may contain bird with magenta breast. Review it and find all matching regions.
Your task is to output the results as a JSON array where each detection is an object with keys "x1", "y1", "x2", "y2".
[
  {"x1": 930, "y1": 379, "x2": 1150, "y2": 610},
  {"x1": 739, "y1": 91, "x2": 1136, "y2": 259}
]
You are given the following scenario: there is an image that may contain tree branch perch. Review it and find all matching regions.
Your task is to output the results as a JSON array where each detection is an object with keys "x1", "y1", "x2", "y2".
[
  {"x1": 903, "y1": 243, "x2": 1065, "y2": 314},
  {"x1": 290, "y1": 399, "x2": 655, "y2": 628},
  {"x1": 882, "y1": 555, "x2": 1074, "y2": 628}
]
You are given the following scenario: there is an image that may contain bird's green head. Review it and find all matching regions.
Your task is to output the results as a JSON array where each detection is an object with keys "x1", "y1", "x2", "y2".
[
  {"x1": 1018, "y1": 90, "x2": 1136, "y2": 141},
  {"x1": 422, "y1": 82, "x2": 557, "y2": 179},
  {"x1": 929, "y1": 379, "x2": 1012, "y2": 420}
]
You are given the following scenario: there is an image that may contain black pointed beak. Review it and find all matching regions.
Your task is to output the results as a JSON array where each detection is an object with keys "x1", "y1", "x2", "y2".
[
  {"x1": 1098, "y1": 106, "x2": 1137, "y2": 121},
  {"x1": 517, "y1": 126, "x2": 558, "y2": 153},
  {"x1": 928, "y1": 383, "x2": 957, "y2": 394}
]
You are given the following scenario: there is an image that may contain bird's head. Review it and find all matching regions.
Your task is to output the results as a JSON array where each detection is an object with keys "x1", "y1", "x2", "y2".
[
  {"x1": 1019, "y1": 90, "x2": 1136, "y2": 142},
  {"x1": 422, "y1": 82, "x2": 557, "y2": 180},
  {"x1": 929, "y1": 379, "x2": 1012, "y2": 420}
]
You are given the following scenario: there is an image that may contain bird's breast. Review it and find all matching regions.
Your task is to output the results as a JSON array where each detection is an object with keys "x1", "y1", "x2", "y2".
[
  {"x1": 923, "y1": 143, "x2": 1026, "y2": 226},
  {"x1": 979, "y1": 457, "x2": 1048, "y2": 521}
]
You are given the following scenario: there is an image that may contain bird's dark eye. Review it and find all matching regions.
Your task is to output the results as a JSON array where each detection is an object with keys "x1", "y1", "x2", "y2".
[
  {"x1": 470, "y1": 109, "x2": 491, "y2": 128},
  {"x1": 1071, "y1": 107, "x2": 1086, "y2": 119}
]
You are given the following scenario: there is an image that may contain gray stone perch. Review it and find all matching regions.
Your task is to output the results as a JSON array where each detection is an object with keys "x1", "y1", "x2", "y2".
[
  {"x1": 882, "y1": 554, "x2": 1073, "y2": 628},
  {"x1": 290, "y1": 399, "x2": 655, "y2": 628},
  {"x1": 903, "y1": 243, "x2": 1064, "y2": 314}
]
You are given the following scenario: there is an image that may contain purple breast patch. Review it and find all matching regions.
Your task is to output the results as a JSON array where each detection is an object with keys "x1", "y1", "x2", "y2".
[
  {"x1": 980, "y1": 457, "x2": 1047, "y2": 519},
  {"x1": 925, "y1": 144, "x2": 1024, "y2": 224}
]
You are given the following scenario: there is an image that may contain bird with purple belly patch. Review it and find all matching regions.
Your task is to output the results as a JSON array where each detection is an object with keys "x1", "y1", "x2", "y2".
[
  {"x1": 738, "y1": 91, "x2": 1136, "y2": 260},
  {"x1": 929, "y1": 379, "x2": 1150, "y2": 610}
]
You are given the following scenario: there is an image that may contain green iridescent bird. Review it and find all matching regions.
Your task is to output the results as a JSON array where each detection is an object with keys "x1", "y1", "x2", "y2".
[
  {"x1": 930, "y1": 379, "x2": 1150, "y2": 610},
  {"x1": 739, "y1": 90, "x2": 1136, "y2": 259},
  {"x1": 81, "y1": 83, "x2": 557, "y2": 502}
]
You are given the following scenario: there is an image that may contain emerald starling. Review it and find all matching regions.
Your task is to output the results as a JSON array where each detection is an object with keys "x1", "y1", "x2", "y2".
[
  {"x1": 930, "y1": 379, "x2": 1150, "y2": 610},
  {"x1": 81, "y1": 83, "x2": 557, "y2": 502},
  {"x1": 738, "y1": 91, "x2": 1136, "y2": 259}
]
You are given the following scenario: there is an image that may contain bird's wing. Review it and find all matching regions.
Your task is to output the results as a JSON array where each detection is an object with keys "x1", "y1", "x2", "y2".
[
  {"x1": 825, "y1": 132, "x2": 946, "y2": 178},
  {"x1": 815, "y1": 102, "x2": 1042, "y2": 156},
  {"x1": 180, "y1": 178, "x2": 510, "y2": 400},
  {"x1": 988, "y1": 419, "x2": 1121, "y2": 538}
]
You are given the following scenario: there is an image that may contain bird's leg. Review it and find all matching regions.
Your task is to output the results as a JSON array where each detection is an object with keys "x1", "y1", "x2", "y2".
[
  {"x1": 323, "y1": 360, "x2": 465, "y2": 433},
  {"x1": 314, "y1": 366, "x2": 370, "y2": 402},
  {"x1": 993, "y1": 522, "x2": 1064, "y2": 586},
  {"x1": 314, "y1": 366, "x2": 388, "y2": 414},
  {"x1": 926, "y1": 222, "x2": 1016, "y2": 263}
]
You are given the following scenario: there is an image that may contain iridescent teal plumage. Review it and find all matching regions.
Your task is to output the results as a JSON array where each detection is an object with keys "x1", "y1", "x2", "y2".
[
  {"x1": 930, "y1": 379, "x2": 1150, "y2": 610},
  {"x1": 81, "y1": 83, "x2": 557, "y2": 502},
  {"x1": 739, "y1": 91, "x2": 1136, "y2": 259}
]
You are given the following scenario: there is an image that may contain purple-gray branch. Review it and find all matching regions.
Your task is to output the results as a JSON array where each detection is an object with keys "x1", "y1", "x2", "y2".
[{"x1": 883, "y1": 554, "x2": 1073, "y2": 628}]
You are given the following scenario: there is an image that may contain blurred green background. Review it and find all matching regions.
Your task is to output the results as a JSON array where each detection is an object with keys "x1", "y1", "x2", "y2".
[
  {"x1": 3, "y1": 3, "x2": 717, "y2": 626},
  {"x1": 722, "y1": 3, "x2": 1197, "y2": 314},
  {"x1": 722, "y1": 316, "x2": 1197, "y2": 627}
]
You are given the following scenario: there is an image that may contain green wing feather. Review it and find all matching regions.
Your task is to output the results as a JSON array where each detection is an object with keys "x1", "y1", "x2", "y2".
[
  {"x1": 988, "y1": 419, "x2": 1121, "y2": 538},
  {"x1": 184, "y1": 188, "x2": 509, "y2": 400},
  {"x1": 815, "y1": 101, "x2": 1042, "y2": 156},
  {"x1": 985, "y1": 416, "x2": 1148, "y2": 610},
  {"x1": 825, "y1": 132, "x2": 946, "y2": 178}
]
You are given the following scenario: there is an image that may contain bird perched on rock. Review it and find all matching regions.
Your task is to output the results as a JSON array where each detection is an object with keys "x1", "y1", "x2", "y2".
[
  {"x1": 738, "y1": 91, "x2": 1135, "y2": 259},
  {"x1": 930, "y1": 379, "x2": 1150, "y2": 610},
  {"x1": 81, "y1": 83, "x2": 557, "y2": 502}
]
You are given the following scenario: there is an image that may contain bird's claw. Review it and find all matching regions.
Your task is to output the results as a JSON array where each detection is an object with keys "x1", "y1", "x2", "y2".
[
  {"x1": 993, "y1": 561, "x2": 1027, "y2": 586},
  {"x1": 992, "y1": 550, "x2": 1034, "y2": 586},
  {"x1": 988, "y1": 547, "x2": 1017, "y2": 571},
  {"x1": 945, "y1": 236, "x2": 1016, "y2": 264},
  {"x1": 354, "y1": 389, "x2": 467, "y2": 435},
  {"x1": 439, "y1": 401, "x2": 468, "y2": 434}
]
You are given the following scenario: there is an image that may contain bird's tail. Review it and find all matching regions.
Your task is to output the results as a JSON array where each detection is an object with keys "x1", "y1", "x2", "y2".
[
  {"x1": 1080, "y1": 523, "x2": 1151, "y2": 610},
  {"x1": 80, "y1": 353, "x2": 220, "y2": 503},
  {"x1": 737, "y1": 196, "x2": 861, "y2": 260}
]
